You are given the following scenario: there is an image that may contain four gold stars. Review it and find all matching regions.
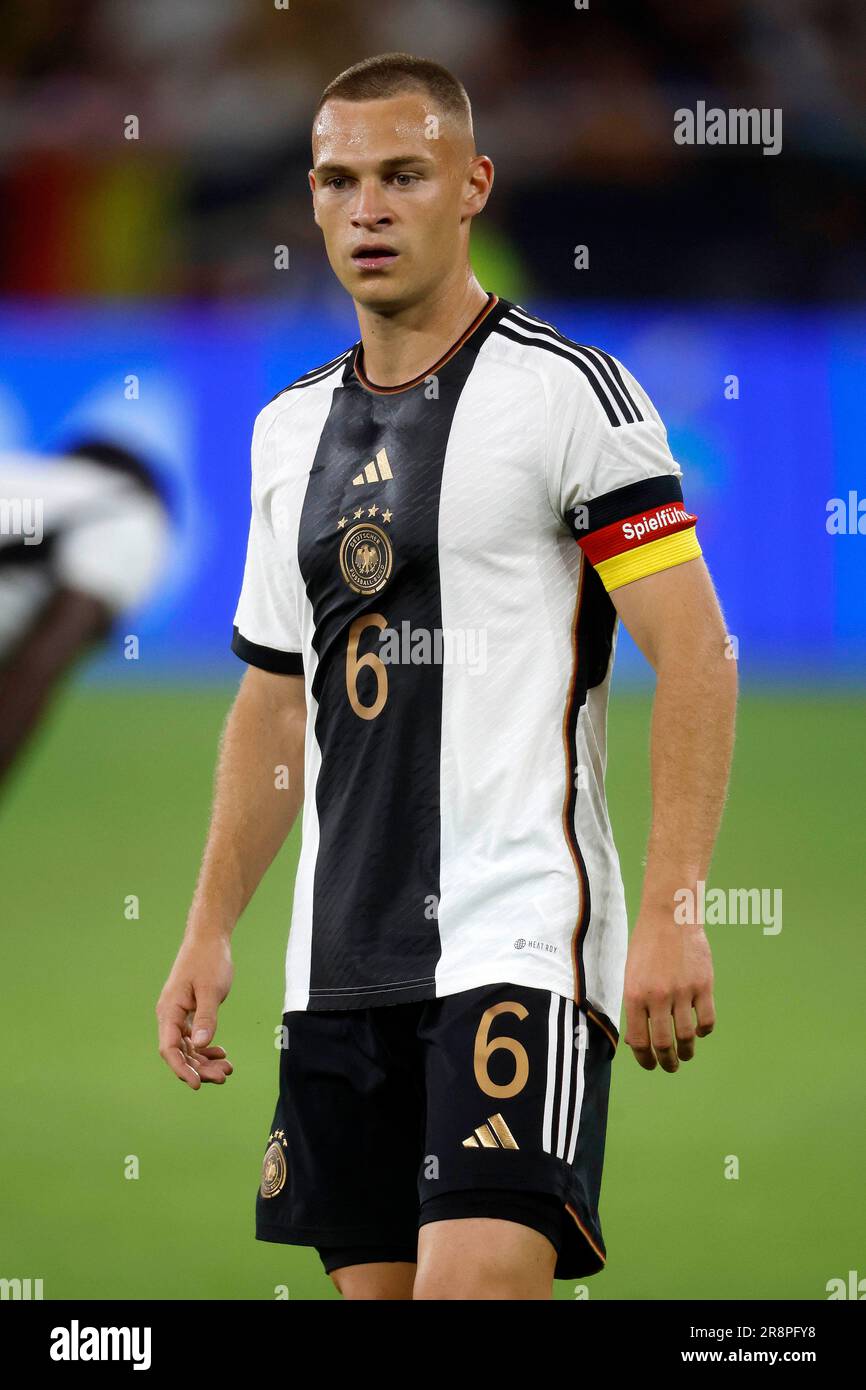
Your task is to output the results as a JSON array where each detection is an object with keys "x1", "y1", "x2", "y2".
[{"x1": 338, "y1": 504, "x2": 393, "y2": 529}]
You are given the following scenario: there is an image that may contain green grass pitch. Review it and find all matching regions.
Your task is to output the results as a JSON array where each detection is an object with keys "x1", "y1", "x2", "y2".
[{"x1": 0, "y1": 681, "x2": 862, "y2": 1300}]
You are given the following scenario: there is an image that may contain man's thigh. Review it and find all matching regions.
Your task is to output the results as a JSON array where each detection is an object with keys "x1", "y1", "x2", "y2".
[{"x1": 414, "y1": 1215, "x2": 557, "y2": 1299}]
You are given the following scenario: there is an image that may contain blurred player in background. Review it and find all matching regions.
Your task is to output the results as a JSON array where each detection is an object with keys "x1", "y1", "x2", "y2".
[{"x1": 0, "y1": 439, "x2": 170, "y2": 787}]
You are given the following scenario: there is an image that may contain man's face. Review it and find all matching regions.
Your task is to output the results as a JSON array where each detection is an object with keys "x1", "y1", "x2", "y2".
[{"x1": 309, "y1": 92, "x2": 479, "y2": 311}]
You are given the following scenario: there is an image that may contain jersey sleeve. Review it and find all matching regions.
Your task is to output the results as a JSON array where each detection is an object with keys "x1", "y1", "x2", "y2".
[
  {"x1": 547, "y1": 348, "x2": 701, "y2": 593},
  {"x1": 230, "y1": 410, "x2": 304, "y2": 675}
]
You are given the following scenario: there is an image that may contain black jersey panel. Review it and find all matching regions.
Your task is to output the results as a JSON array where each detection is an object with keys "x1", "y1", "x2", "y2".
[{"x1": 296, "y1": 348, "x2": 493, "y2": 1008}]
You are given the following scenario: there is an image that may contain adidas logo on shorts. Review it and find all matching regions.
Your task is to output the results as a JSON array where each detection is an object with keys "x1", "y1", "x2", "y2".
[{"x1": 461, "y1": 1113, "x2": 519, "y2": 1149}]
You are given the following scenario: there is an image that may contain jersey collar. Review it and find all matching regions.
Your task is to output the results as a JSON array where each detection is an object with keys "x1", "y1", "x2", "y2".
[{"x1": 349, "y1": 291, "x2": 505, "y2": 395}]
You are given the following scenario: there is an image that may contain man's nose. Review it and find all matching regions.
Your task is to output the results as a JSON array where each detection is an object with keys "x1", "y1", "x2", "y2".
[{"x1": 350, "y1": 181, "x2": 392, "y2": 225}]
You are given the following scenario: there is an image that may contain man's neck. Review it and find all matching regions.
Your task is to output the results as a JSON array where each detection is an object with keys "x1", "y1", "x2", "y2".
[{"x1": 355, "y1": 273, "x2": 490, "y2": 387}]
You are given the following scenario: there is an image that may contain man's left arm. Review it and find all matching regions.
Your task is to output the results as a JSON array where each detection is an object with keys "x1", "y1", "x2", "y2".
[{"x1": 610, "y1": 554, "x2": 738, "y2": 1073}]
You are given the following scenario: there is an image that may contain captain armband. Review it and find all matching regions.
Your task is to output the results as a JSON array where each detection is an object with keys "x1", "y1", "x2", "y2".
[{"x1": 568, "y1": 474, "x2": 701, "y2": 593}]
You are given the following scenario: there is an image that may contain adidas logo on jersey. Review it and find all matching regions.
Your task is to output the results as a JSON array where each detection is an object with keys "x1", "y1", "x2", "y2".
[
  {"x1": 461, "y1": 1113, "x2": 519, "y2": 1149},
  {"x1": 352, "y1": 449, "x2": 393, "y2": 486}
]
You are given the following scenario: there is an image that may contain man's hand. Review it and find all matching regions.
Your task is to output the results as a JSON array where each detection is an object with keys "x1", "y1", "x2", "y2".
[
  {"x1": 156, "y1": 934, "x2": 234, "y2": 1089},
  {"x1": 622, "y1": 912, "x2": 716, "y2": 1072}
]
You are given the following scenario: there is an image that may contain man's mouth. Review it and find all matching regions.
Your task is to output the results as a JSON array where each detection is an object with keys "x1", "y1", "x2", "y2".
[{"x1": 352, "y1": 245, "x2": 399, "y2": 270}]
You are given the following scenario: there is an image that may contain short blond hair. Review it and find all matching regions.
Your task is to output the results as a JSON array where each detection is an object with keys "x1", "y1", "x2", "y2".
[{"x1": 313, "y1": 52, "x2": 473, "y2": 142}]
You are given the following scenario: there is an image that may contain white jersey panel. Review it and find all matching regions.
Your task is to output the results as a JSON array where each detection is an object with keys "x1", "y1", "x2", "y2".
[
  {"x1": 283, "y1": 669, "x2": 321, "y2": 1014},
  {"x1": 435, "y1": 339, "x2": 595, "y2": 1004},
  {"x1": 233, "y1": 375, "x2": 348, "y2": 1014}
]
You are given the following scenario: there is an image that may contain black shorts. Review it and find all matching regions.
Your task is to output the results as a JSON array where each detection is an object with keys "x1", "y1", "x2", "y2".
[{"x1": 255, "y1": 981, "x2": 615, "y2": 1281}]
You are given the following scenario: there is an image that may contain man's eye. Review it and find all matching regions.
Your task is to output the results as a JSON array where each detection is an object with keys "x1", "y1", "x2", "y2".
[
  {"x1": 326, "y1": 177, "x2": 347, "y2": 189},
  {"x1": 392, "y1": 173, "x2": 416, "y2": 186}
]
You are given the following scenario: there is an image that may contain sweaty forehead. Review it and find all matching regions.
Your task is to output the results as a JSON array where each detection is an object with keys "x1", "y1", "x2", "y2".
[{"x1": 312, "y1": 94, "x2": 465, "y2": 163}]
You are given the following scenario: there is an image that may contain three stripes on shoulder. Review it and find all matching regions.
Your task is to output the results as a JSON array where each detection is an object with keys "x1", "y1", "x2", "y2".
[{"x1": 494, "y1": 304, "x2": 646, "y2": 430}]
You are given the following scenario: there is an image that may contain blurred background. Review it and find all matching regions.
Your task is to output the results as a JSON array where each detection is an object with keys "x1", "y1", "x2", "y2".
[
  {"x1": 0, "y1": 0, "x2": 863, "y2": 1303},
  {"x1": 2, "y1": 0, "x2": 866, "y2": 302}
]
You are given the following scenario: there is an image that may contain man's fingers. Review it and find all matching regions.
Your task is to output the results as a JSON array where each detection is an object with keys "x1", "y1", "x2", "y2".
[
  {"x1": 162, "y1": 1037, "x2": 202, "y2": 1088},
  {"x1": 649, "y1": 1005, "x2": 679, "y2": 1073},
  {"x1": 673, "y1": 997, "x2": 697, "y2": 1062},
  {"x1": 625, "y1": 992, "x2": 683, "y2": 1071},
  {"x1": 183, "y1": 1040, "x2": 233, "y2": 1073},
  {"x1": 187, "y1": 1056, "x2": 230, "y2": 1083},
  {"x1": 625, "y1": 984, "x2": 715, "y2": 1072},
  {"x1": 180, "y1": 1036, "x2": 233, "y2": 1083},
  {"x1": 157, "y1": 1000, "x2": 202, "y2": 1088},
  {"x1": 195, "y1": 1044, "x2": 229, "y2": 1061},
  {"x1": 180, "y1": 1037, "x2": 227, "y2": 1059},
  {"x1": 694, "y1": 987, "x2": 716, "y2": 1037},
  {"x1": 624, "y1": 997, "x2": 656, "y2": 1070},
  {"x1": 190, "y1": 997, "x2": 220, "y2": 1049}
]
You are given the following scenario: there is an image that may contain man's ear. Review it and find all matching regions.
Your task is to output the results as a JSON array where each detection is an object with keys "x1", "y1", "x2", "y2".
[{"x1": 308, "y1": 170, "x2": 320, "y2": 225}]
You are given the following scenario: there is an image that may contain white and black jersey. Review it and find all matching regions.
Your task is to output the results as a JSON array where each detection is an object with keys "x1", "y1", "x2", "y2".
[{"x1": 232, "y1": 293, "x2": 701, "y2": 1038}]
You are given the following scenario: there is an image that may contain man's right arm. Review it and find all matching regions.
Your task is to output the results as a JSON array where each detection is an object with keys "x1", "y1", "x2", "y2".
[{"x1": 156, "y1": 665, "x2": 306, "y2": 1089}]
